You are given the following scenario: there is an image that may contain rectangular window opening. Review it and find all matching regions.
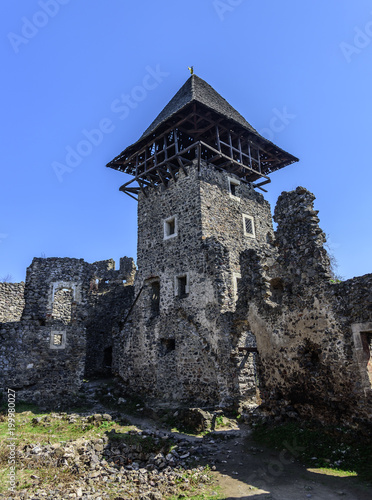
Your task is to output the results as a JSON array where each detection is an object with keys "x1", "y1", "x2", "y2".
[
  {"x1": 175, "y1": 273, "x2": 189, "y2": 298},
  {"x1": 228, "y1": 177, "x2": 240, "y2": 199},
  {"x1": 178, "y1": 276, "x2": 187, "y2": 297},
  {"x1": 168, "y1": 218, "x2": 175, "y2": 235},
  {"x1": 50, "y1": 330, "x2": 66, "y2": 350},
  {"x1": 243, "y1": 214, "x2": 256, "y2": 238},
  {"x1": 164, "y1": 215, "x2": 178, "y2": 240},
  {"x1": 150, "y1": 281, "x2": 160, "y2": 317}
]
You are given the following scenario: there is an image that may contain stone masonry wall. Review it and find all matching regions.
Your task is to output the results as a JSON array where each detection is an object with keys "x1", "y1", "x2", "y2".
[
  {"x1": 0, "y1": 322, "x2": 86, "y2": 407},
  {"x1": 0, "y1": 282, "x2": 25, "y2": 322},
  {"x1": 0, "y1": 256, "x2": 135, "y2": 406},
  {"x1": 119, "y1": 160, "x2": 273, "y2": 407},
  {"x1": 239, "y1": 187, "x2": 372, "y2": 432}
]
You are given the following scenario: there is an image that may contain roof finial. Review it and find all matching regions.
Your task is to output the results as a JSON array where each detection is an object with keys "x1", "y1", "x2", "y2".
[{"x1": 188, "y1": 66, "x2": 194, "y2": 75}]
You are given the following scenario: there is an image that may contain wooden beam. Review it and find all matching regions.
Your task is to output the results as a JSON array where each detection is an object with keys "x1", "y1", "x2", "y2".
[
  {"x1": 156, "y1": 168, "x2": 167, "y2": 187},
  {"x1": 122, "y1": 189, "x2": 138, "y2": 201},
  {"x1": 198, "y1": 141, "x2": 270, "y2": 181},
  {"x1": 216, "y1": 125, "x2": 221, "y2": 151}
]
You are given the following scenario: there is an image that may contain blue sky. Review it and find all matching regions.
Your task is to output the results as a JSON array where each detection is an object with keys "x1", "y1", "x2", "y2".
[{"x1": 1, "y1": 0, "x2": 372, "y2": 282}]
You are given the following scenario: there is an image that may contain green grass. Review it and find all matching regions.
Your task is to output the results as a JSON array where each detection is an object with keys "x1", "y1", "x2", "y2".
[
  {"x1": 0, "y1": 411, "x2": 134, "y2": 447},
  {"x1": 252, "y1": 421, "x2": 372, "y2": 481},
  {"x1": 0, "y1": 407, "x2": 218, "y2": 498},
  {"x1": 168, "y1": 489, "x2": 224, "y2": 500}
]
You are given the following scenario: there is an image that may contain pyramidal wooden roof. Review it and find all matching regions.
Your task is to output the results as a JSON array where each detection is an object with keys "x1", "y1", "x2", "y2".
[
  {"x1": 139, "y1": 74, "x2": 258, "y2": 140},
  {"x1": 107, "y1": 75, "x2": 299, "y2": 199}
]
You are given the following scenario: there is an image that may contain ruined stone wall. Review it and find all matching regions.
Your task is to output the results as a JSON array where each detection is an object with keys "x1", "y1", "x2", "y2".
[
  {"x1": 86, "y1": 281, "x2": 134, "y2": 378},
  {"x1": 0, "y1": 282, "x2": 25, "y2": 322},
  {"x1": 0, "y1": 323, "x2": 86, "y2": 407},
  {"x1": 0, "y1": 256, "x2": 135, "y2": 406},
  {"x1": 239, "y1": 187, "x2": 372, "y2": 432},
  {"x1": 85, "y1": 257, "x2": 135, "y2": 378},
  {"x1": 21, "y1": 257, "x2": 92, "y2": 324},
  {"x1": 119, "y1": 161, "x2": 271, "y2": 407}
]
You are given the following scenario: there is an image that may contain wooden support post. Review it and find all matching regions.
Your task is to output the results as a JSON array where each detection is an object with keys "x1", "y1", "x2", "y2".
[
  {"x1": 238, "y1": 137, "x2": 243, "y2": 164},
  {"x1": 167, "y1": 164, "x2": 177, "y2": 182},
  {"x1": 123, "y1": 189, "x2": 138, "y2": 202},
  {"x1": 258, "y1": 148, "x2": 261, "y2": 173},
  {"x1": 177, "y1": 157, "x2": 188, "y2": 175},
  {"x1": 216, "y1": 125, "x2": 221, "y2": 151},
  {"x1": 228, "y1": 132, "x2": 233, "y2": 158},
  {"x1": 163, "y1": 136, "x2": 168, "y2": 160},
  {"x1": 135, "y1": 154, "x2": 139, "y2": 177},
  {"x1": 248, "y1": 143, "x2": 252, "y2": 169},
  {"x1": 157, "y1": 168, "x2": 167, "y2": 186},
  {"x1": 137, "y1": 179, "x2": 147, "y2": 197},
  {"x1": 174, "y1": 129, "x2": 179, "y2": 154}
]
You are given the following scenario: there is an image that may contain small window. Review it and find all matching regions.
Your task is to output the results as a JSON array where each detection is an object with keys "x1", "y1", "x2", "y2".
[
  {"x1": 233, "y1": 273, "x2": 241, "y2": 302},
  {"x1": 50, "y1": 330, "x2": 66, "y2": 350},
  {"x1": 228, "y1": 177, "x2": 240, "y2": 199},
  {"x1": 150, "y1": 281, "x2": 160, "y2": 316},
  {"x1": 243, "y1": 214, "x2": 256, "y2": 238},
  {"x1": 175, "y1": 273, "x2": 189, "y2": 298},
  {"x1": 164, "y1": 215, "x2": 178, "y2": 240}
]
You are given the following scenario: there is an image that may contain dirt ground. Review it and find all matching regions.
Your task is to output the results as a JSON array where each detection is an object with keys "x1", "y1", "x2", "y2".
[
  {"x1": 78, "y1": 380, "x2": 372, "y2": 500},
  {"x1": 123, "y1": 409, "x2": 372, "y2": 500},
  {"x1": 207, "y1": 426, "x2": 372, "y2": 500}
]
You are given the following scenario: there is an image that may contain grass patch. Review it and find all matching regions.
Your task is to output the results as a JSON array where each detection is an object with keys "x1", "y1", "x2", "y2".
[
  {"x1": 252, "y1": 421, "x2": 372, "y2": 481},
  {"x1": 168, "y1": 488, "x2": 224, "y2": 500},
  {"x1": 0, "y1": 410, "x2": 135, "y2": 447}
]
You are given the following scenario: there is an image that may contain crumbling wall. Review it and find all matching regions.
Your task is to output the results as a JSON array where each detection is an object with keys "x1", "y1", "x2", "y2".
[
  {"x1": 86, "y1": 281, "x2": 134, "y2": 378},
  {"x1": 239, "y1": 187, "x2": 372, "y2": 432},
  {"x1": 0, "y1": 256, "x2": 135, "y2": 406},
  {"x1": 0, "y1": 282, "x2": 25, "y2": 322}
]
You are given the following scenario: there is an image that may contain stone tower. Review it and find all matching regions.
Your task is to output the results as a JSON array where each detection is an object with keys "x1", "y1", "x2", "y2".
[{"x1": 107, "y1": 75, "x2": 298, "y2": 407}]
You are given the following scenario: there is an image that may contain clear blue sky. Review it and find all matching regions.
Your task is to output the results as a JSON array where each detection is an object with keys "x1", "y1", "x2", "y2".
[{"x1": 1, "y1": 0, "x2": 372, "y2": 282}]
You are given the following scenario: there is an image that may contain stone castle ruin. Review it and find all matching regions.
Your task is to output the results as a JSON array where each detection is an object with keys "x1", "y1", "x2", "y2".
[{"x1": 1, "y1": 75, "x2": 371, "y2": 432}]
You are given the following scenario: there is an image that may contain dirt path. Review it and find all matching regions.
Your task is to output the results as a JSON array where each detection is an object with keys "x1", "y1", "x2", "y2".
[
  {"x1": 204, "y1": 428, "x2": 371, "y2": 500},
  {"x1": 121, "y1": 412, "x2": 371, "y2": 500},
  {"x1": 82, "y1": 381, "x2": 372, "y2": 500}
]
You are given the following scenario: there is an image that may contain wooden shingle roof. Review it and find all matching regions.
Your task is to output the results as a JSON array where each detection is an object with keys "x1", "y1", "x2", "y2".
[{"x1": 139, "y1": 74, "x2": 258, "y2": 140}]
